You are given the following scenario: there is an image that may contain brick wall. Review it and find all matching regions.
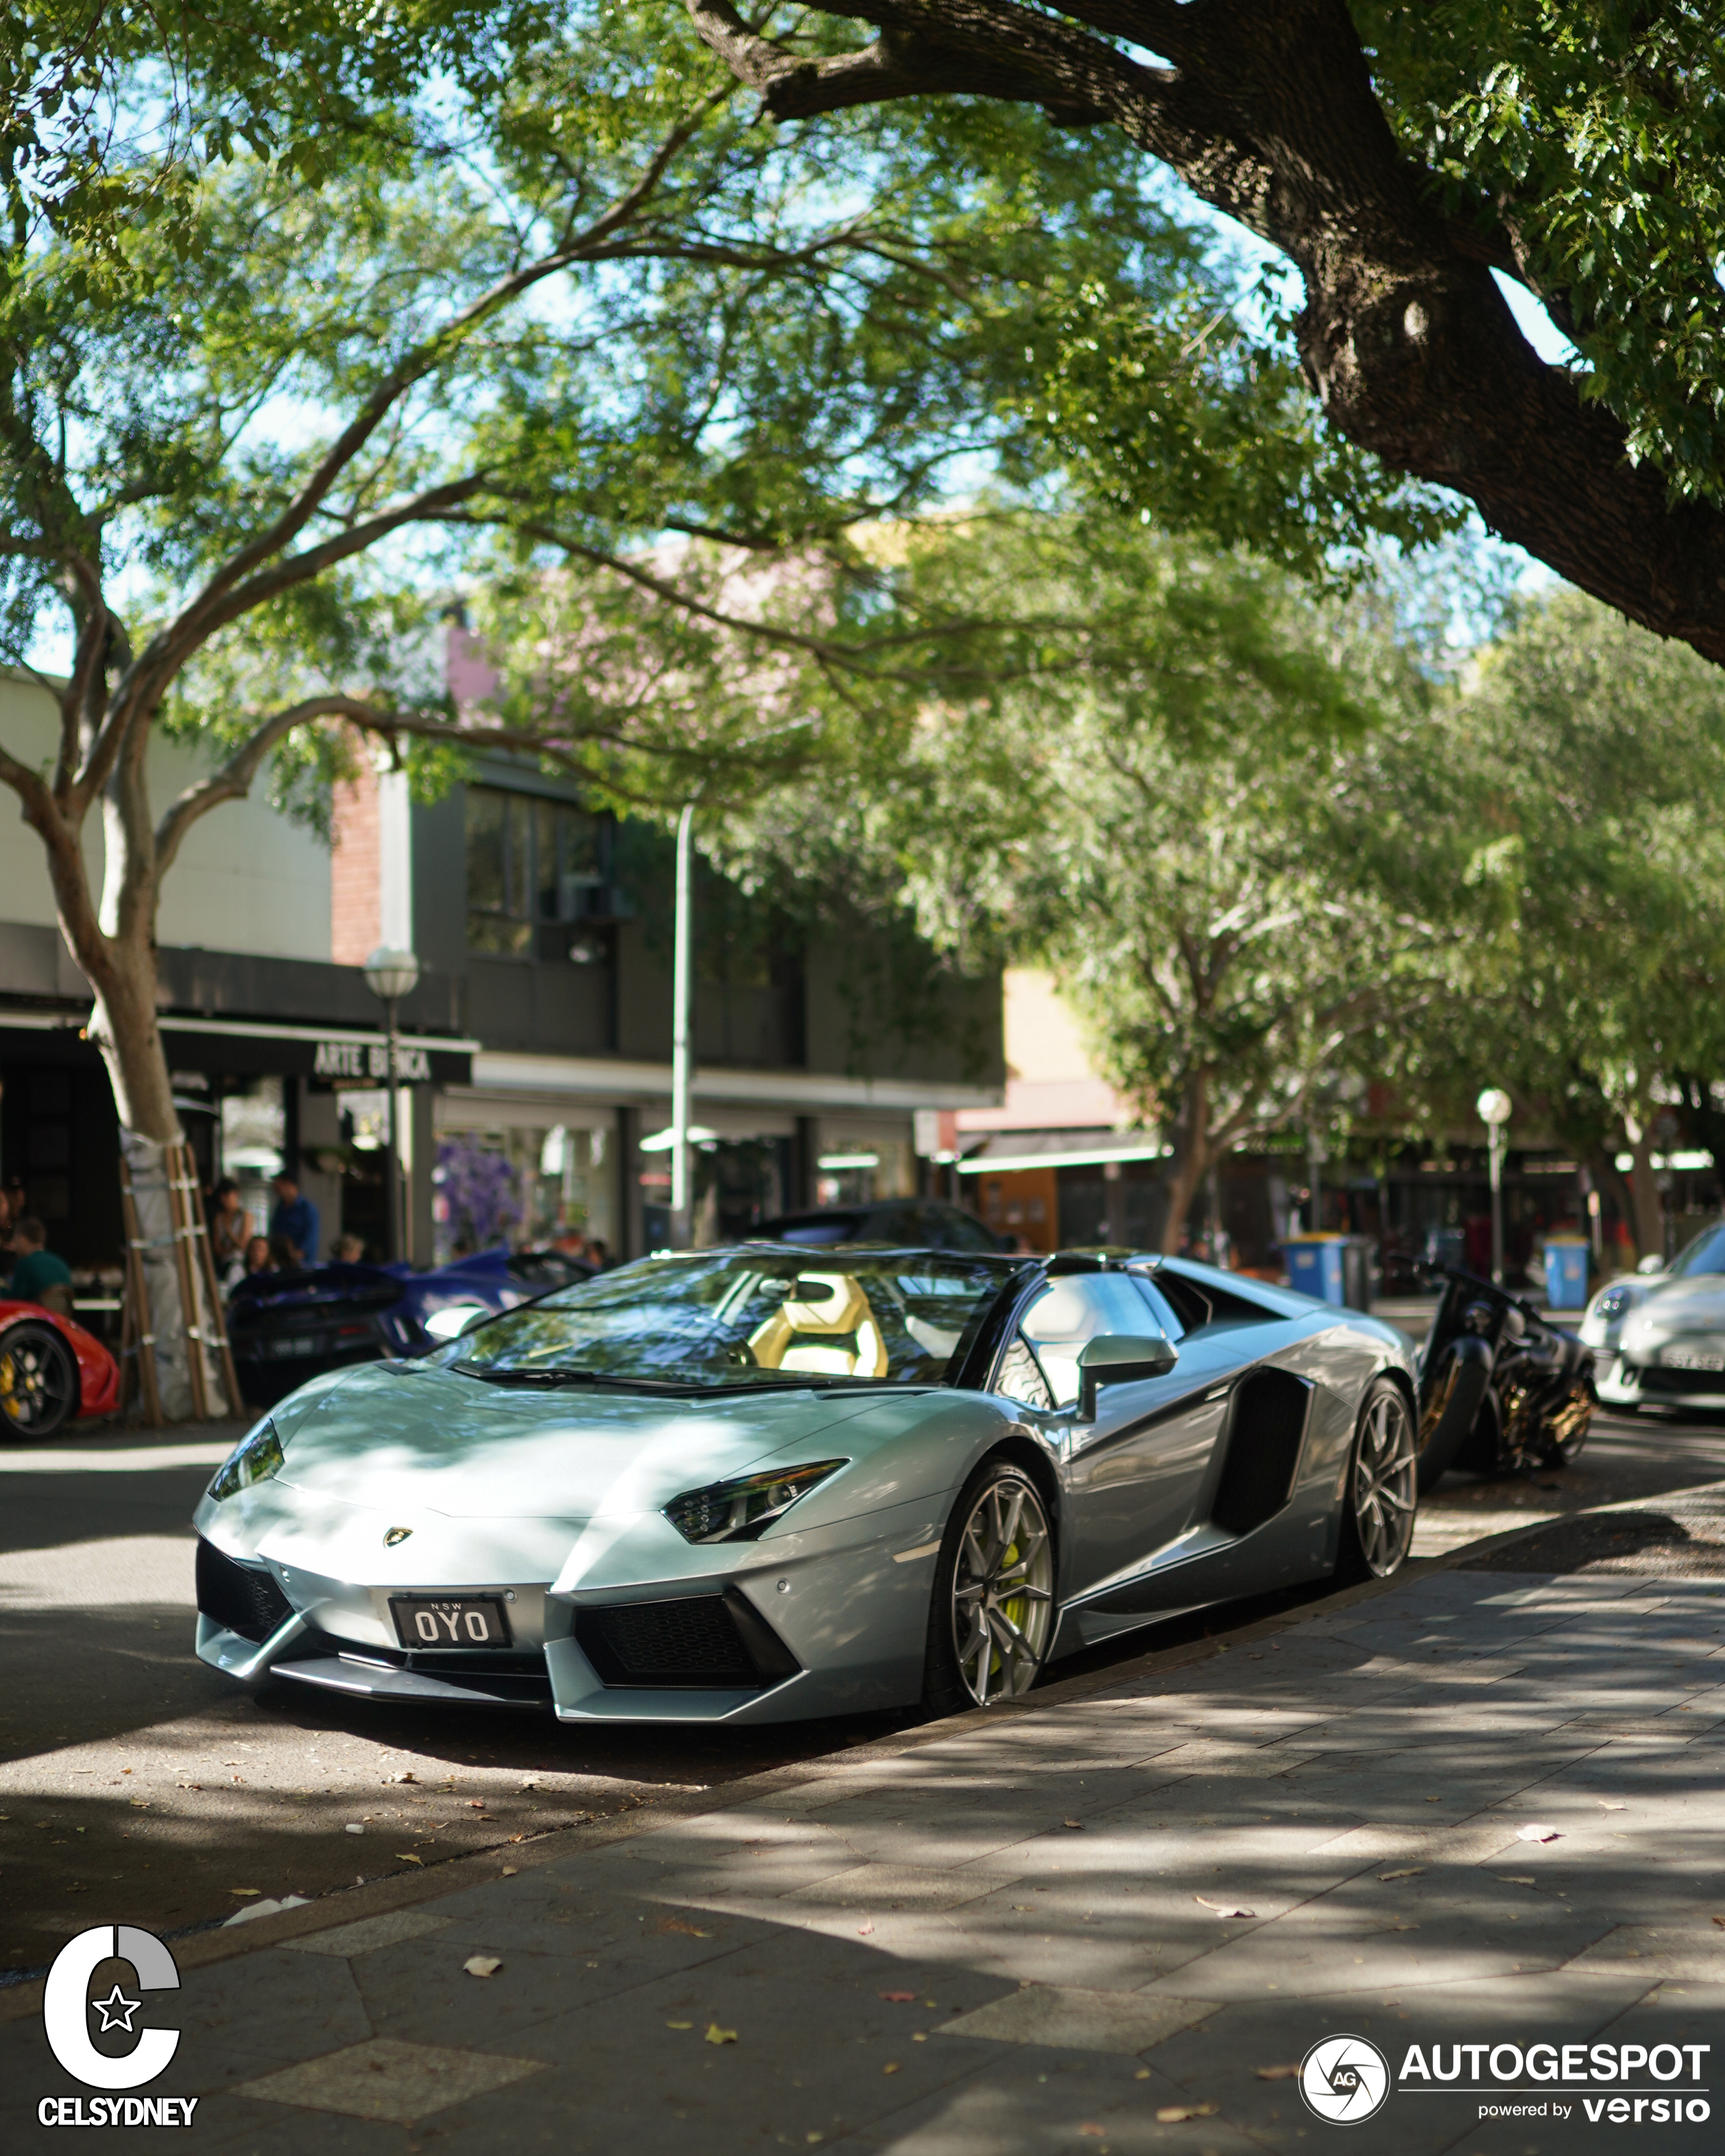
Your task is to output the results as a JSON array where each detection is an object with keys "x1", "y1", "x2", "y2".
[{"x1": 330, "y1": 749, "x2": 381, "y2": 966}]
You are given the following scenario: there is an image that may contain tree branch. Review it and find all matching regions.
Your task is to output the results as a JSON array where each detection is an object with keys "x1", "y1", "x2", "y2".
[{"x1": 683, "y1": 0, "x2": 1121, "y2": 125}]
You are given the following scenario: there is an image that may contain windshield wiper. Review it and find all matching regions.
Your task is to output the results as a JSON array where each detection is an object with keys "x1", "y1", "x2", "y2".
[{"x1": 452, "y1": 1364, "x2": 699, "y2": 1395}]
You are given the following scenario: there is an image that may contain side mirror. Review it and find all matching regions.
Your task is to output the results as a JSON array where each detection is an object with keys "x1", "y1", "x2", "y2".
[
  {"x1": 424, "y1": 1303, "x2": 490, "y2": 1342},
  {"x1": 1635, "y1": 1255, "x2": 1664, "y2": 1275},
  {"x1": 1076, "y1": 1331, "x2": 1178, "y2": 1420}
]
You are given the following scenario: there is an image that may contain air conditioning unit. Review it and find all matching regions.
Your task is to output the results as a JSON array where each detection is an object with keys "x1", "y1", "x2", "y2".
[{"x1": 558, "y1": 875, "x2": 632, "y2": 923}]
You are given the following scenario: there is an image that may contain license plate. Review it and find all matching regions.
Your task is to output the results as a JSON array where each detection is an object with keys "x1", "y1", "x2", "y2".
[
  {"x1": 391, "y1": 1596, "x2": 512, "y2": 1649},
  {"x1": 1660, "y1": 1346, "x2": 1725, "y2": 1373}
]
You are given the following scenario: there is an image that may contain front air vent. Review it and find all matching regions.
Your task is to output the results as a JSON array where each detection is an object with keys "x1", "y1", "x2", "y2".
[
  {"x1": 196, "y1": 1537, "x2": 295, "y2": 1644},
  {"x1": 575, "y1": 1591, "x2": 799, "y2": 1689},
  {"x1": 1211, "y1": 1368, "x2": 1313, "y2": 1537}
]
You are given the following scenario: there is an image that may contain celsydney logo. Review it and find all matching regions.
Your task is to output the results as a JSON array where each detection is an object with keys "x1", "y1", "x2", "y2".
[
  {"x1": 38, "y1": 1925, "x2": 198, "y2": 2128},
  {"x1": 1300, "y1": 2034, "x2": 1392, "y2": 2123}
]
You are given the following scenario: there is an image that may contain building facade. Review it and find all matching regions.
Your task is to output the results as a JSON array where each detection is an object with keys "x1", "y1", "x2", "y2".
[{"x1": 0, "y1": 660, "x2": 1002, "y2": 1281}]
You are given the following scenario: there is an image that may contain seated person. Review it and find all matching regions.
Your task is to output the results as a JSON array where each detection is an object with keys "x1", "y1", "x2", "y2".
[
  {"x1": 240, "y1": 1234, "x2": 273, "y2": 1278},
  {"x1": 333, "y1": 1232, "x2": 367, "y2": 1264},
  {"x1": 8, "y1": 1217, "x2": 73, "y2": 1318},
  {"x1": 748, "y1": 1272, "x2": 889, "y2": 1378}
]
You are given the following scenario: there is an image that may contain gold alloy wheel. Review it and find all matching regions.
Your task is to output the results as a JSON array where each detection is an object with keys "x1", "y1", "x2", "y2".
[
  {"x1": 1351, "y1": 1387, "x2": 1418, "y2": 1575},
  {"x1": 949, "y1": 1475, "x2": 1055, "y2": 1705}
]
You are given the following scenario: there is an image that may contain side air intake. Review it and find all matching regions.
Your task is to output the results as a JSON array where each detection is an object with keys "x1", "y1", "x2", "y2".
[{"x1": 1211, "y1": 1369, "x2": 1313, "y2": 1537}]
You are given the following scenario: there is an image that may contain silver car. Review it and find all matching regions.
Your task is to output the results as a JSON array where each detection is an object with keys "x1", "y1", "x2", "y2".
[
  {"x1": 1587, "y1": 1220, "x2": 1725, "y2": 1411},
  {"x1": 1584, "y1": 1220, "x2": 1725, "y2": 1409},
  {"x1": 194, "y1": 1245, "x2": 1418, "y2": 1724}
]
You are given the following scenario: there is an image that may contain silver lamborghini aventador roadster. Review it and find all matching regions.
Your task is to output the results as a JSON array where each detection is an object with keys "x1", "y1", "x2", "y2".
[{"x1": 193, "y1": 1245, "x2": 1418, "y2": 1723}]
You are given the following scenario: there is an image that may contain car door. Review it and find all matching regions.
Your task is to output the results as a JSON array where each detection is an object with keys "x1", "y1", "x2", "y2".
[{"x1": 1008, "y1": 1273, "x2": 1233, "y2": 1599}]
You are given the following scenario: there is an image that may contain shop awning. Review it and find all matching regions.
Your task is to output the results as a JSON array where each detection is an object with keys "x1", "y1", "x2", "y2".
[{"x1": 957, "y1": 1129, "x2": 1166, "y2": 1175}]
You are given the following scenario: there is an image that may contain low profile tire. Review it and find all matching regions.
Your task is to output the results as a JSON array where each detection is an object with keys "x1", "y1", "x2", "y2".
[
  {"x1": 922, "y1": 1459, "x2": 1057, "y2": 1716},
  {"x1": 1336, "y1": 1378, "x2": 1417, "y2": 1584},
  {"x1": 1415, "y1": 1337, "x2": 1493, "y2": 1493},
  {"x1": 0, "y1": 1321, "x2": 79, "y2": 1439}
]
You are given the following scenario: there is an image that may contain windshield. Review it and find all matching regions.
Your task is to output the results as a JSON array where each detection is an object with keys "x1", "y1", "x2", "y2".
[
  {"x1": 443, "y1": 1249, "x2": 1016, "y2": 1389},
  {"x1": 1670, "y1": 1224, "x2": 1725, "y2": 1278}
]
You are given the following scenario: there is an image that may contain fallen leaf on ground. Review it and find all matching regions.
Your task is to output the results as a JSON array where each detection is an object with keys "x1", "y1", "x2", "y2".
[
  {"x1": 1598, "y1": 1801, "x2": 1625, "y2": 1811},
  {"x1": 666, "y1": 2021, "x2": 693, "y2": 2030},
  {"x1": 344, "y1": 1825, "x2": 364, "y2": 1835},
  {"x1": 1061, "y1": 1819, "x2": 1085, "y2": 1830},
  {"x1": 882, "y1": 2062, "x2": 900, "y2": 2075},
  {"x1": 229, "y1": 1888, "x2": 261, "y2": 1897},
  {"x1": 390, "y1": 1772, "x2": 417, "y2": 1785},
  {"x1": 1504, "y1": 1876, "x2": 1536, "y2": 1887},
  {"x1": 1713, "y1": 1916, "x2": 1725, "y2": 1930},
  {"x1": 1515, "y1": 1824, "x2": 1560, "y2": 1843},
  {"x1": 856, "y1": 1923, "x2": 874, "y2": 1936},
  {"x1": 1194, "y1": 1895, "x2": 1255, "y2": 1918},
  {"x1": 657, "y1": 1917, "x2": 712, "y2": 1937},
  {"x1": 1080, "y1": 2127, "x2": 1106, "y2": 2138},
  {"x1": 501, "y1": 1867, "x2": 518, "y2": 1877},
  {"x1": 1155, "y1": 2103, "x2": 1218, "y2": 2123},
  {"x1": 879, "y1": 1991, "x2": 918, "y2": 2003},
  {"x1": 396, "y1": 1853, "x2": 424, "y2": 1865},
  {"x1": 463, "y1": 1955, "x2": 503, "y2": 1979},
  {"x1": 705, "y1": 2024, "x2": 738, "y2": 2047},
  {"x1": 1256, "y1": 2065, "x2": 1299, "y2": 2081},
  {"x1": 1378, "y1": 1868, "x2": 1424, "y2": 1881},
  {"x1": 1134, "y1": 2070, "x2": 1150, "y2": 2081}
]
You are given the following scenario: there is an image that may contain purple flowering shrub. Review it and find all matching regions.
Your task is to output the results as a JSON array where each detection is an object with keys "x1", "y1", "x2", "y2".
[{"x1": 435, "y1": 1137, "x2": 524, "y2": 1254}]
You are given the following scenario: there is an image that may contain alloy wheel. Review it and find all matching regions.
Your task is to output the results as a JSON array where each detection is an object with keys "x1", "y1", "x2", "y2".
[
  {"x1": 949, "y1": 1474, "x2": 1055, "y2": 1705},
  {"x1": 1350, "y1": 1386, "x2": 1417, "y2": 1576},
  {"x1": 0, "y1": 1324, "x2": 76, "y2": 1438}
]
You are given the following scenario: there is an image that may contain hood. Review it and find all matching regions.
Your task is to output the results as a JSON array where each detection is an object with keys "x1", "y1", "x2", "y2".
[
  {"x1": 272, "y1": 1361, "x2": 896, "y2": 1518},
  {"x1": 1622, "y1": 1272, "x2": 1725, "y2": 1342}
]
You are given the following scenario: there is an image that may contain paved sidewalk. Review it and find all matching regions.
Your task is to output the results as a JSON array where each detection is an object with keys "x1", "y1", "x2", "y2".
[{"x1": 5, "y1": 1544, "x2": 1722, "y2": 2155}]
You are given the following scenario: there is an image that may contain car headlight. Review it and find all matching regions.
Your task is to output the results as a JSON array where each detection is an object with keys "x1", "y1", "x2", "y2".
[
  {"x1": 1593, "y1": 1287, "x2": 1632, "y2": 1321},
  {"x1": 207, "y1": 1421, "x2": 285, "y2": 1503},
  {"x1": 663, "y1": 1460, "x2": 848, "y2": 1543}
]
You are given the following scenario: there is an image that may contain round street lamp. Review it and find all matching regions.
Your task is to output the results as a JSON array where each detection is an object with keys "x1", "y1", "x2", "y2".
[
  {"x1": 363, "y1": 946, "x2": 420, "y2": 1262},
  {"x1": 1476, "y1": 1086, "x2": 1512, "y2": 1285}
]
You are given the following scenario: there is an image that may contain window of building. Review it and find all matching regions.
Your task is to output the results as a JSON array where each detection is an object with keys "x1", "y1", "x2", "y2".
[{"x1": 466, "y1": 788, "x2": 603, "y2": 955}]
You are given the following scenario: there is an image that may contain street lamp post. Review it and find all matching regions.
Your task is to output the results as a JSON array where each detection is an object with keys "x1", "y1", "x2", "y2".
[
  {"x1": 1477, "y1": 1086, "x2": 1513, "y2": 1285},
  {"x1": 364, "y1": 945, "x2": 420, "y2": 1262},
  {"x1": 670, "y1": 804, "x2": 695, "y2": 1248}
]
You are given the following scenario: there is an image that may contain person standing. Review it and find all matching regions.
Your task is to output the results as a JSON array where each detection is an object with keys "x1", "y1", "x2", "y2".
[
  {"x1": 8, "y1": 1216, "x2": 73, "y2": 1316},
  {"x1": 208, "y1": 1177, "x2": 250, "y2": 1290},
  {"x1": 268, "y1": 1169, "x2": 321, "y2": 1268}
]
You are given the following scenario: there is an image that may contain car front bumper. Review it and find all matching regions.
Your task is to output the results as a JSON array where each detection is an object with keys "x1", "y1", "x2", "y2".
[
  {"x1": 193, "y1": 1494, "x2": 948, "y2": 1724},
  {"x1": 1597, "y1": 1354, "x2": 1725, "y2": 1411}
]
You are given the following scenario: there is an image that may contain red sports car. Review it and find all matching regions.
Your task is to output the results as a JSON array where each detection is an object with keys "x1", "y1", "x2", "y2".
[{"x1": 0, "y1": 1301, "x2": 119, "y2": 1437}]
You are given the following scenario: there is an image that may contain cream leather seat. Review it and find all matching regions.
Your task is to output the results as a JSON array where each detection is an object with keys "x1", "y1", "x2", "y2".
[{"x1": 747, "y1": 1273, "x2": 889, "y2": 1379}]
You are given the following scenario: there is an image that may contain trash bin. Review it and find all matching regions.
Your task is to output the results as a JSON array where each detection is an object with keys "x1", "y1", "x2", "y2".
[
  {"x1": 1285, "y1": 1234, "x2": 1373, "y2": 1311},
  {"x1": 1544, "y1": 1239, "x2": 1590, "y2": 1311}
]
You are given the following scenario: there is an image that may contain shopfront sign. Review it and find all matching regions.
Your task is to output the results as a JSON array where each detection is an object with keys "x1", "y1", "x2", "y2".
[{"x1": 312, "y1": 1038, "x2": 432, "y2": 1084}]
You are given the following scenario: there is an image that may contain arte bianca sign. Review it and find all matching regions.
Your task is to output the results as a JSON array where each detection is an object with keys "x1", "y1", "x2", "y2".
[{"x1": 313, "y1": 1038, "x2": 432, "y2": 1083}]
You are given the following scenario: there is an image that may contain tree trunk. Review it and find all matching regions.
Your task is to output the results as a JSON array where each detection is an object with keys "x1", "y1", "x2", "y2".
[
  {"x1": 1623, "y1": 1133, "x2": 1667, "y2": 1267},
  {"x1": 1157, "y1": 1069, "x2": 1210, "y2": 1256},
  {"x1": 88, "y1": 962, "x2": 183, "y2": 1146},
  {"x1": 29, "y1": 742, "x2": 221, "y2": 1420}
]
